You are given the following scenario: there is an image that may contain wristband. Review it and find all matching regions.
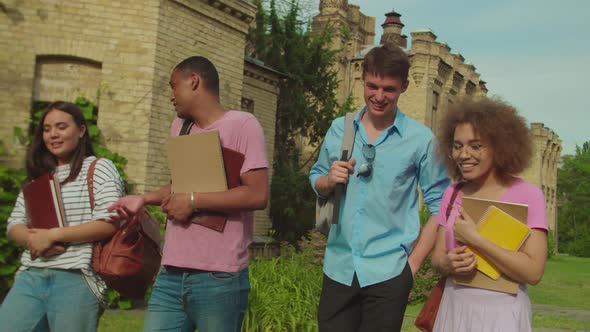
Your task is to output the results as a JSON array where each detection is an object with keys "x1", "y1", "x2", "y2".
[{"x1": 190, "y1": 192, "x2": 197, "y2": 212}]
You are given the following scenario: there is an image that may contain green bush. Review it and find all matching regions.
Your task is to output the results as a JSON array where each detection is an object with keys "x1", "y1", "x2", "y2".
[
  {"x1": 409, "y1": 205, "x2": 441, "y2": 303},
  {"x1": 0, "y1": 142, "x2": 27, "y2": 301},
  {"x1": 270, "y1": 164, "x2": 316, "y2": 243},
  {"x1": 547, "y1": 229, "x2": 556, "y2": 259},
  {"x1": 409, "y1": 256, "x2": 440, "y2": 304},
  {"x1": 243, "y1": 232, "x2": 324, "y2": 331}
]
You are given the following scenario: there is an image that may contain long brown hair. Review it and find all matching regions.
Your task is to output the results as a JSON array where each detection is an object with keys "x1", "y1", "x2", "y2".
[{"x1": 26, "y1": 101, "x2": 95, "y2": 184}]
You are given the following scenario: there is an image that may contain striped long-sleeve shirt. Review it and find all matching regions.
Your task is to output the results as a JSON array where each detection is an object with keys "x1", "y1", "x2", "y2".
[{"x1": 7, "y1": 156, "x2": 125, "y2": 306}]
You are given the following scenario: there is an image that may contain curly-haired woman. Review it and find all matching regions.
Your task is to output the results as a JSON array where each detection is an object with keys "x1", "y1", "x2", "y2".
[{"x1": 431, "y1": 97, "x2": 548, "y2": 332}]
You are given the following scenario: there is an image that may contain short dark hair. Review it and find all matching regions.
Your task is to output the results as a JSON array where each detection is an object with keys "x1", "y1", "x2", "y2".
[
  {"x1": 362, "y1": 43, "x2": 410, "y2": 82},
  {"x1": 26, "y1": 101, "x2": 95, "y2": 184},
  {"x1": 436, "y1": 97, "x2": 533, "y2": 183},
  {"x1": 174, "y1": 56, "x2": 220, "y2": 97}
]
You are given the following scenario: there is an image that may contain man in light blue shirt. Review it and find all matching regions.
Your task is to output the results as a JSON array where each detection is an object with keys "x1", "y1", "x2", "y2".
[{"x1": 309, "y1": 43, "x2": 450, "y2": 331}]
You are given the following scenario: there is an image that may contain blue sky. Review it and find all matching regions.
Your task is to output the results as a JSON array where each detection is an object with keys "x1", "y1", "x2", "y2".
[{"x1": 308, "y1": 0, "x2": 589, "y2": 155}]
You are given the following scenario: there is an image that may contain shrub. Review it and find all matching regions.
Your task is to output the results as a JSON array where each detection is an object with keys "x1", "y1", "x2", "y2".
[
  {"x1": 270, "y1": 164, "x2": 316, "y2": 243},
  {"x1": 243, "y1": 232, "x2": 325, "y2": 331},
  {"x1": 547, "y1": 229, "x2": 556, "y2": 259},
  {"x1": 409, "y1": 256, "x2": 440, "y2": 304},
  {"x1": 0, "y1": 141, "x2": 27, "y2": 301}
]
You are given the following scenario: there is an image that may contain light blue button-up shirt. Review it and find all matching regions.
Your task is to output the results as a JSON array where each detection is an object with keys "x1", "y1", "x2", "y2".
[{"x1": 309, "y1": 108, "x2": 450, "y2": 287}]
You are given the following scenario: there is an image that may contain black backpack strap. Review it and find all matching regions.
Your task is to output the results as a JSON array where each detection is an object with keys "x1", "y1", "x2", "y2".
[{"x1": 179, "y1": 119, "x2": 193, "y2": 136}]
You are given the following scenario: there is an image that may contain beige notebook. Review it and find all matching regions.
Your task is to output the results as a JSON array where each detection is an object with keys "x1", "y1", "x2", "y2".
[
  {"x1": 453, "y1": 196, "x2": 528, "y2": 294},
  {"x1": 167, "y1": 131, "x2": 227, "y2": 193}
]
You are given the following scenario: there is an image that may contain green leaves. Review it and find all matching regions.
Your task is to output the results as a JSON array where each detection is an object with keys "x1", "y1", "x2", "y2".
[
  {"x1": 0, "y1": 140, "x2": 26, "y2": 300},
  {"x1": 250, "y1": 0, "x2": 345, "y2": 242},
  {"x1": 243, "y1": 233, "x2": 324, "y2": 331},
  {"x1": 557, "y1": 141, "x2": 590, "y2": 257}
]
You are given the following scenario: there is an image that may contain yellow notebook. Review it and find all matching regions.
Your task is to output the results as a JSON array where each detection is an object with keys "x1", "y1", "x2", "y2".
[{"x1": 468, "y1": 205, "x2": 531, "y2": 280}]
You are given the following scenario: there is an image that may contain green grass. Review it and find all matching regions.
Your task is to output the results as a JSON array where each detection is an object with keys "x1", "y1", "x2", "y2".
[
  {"x1": 529, "y1": 255, "x2": 590, "y2": 330},
  {"x1": 533, "y1": 315, "x2": 590, "y2": 331},
  {"x1": 99, "y1": 255, "x2": 590, "y2": 331},
  {"x1": 98, "y1": 310, "x2": 144, "y2": 332},
  {"x1": 529, "y1": 255, "x2": 590, "y2": 310}
]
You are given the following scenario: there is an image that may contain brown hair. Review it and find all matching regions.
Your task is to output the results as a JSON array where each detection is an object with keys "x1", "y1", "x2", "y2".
[
  {"x1": 362, "y1": 43, "x2": 410, "y2": 82},
  {"x1": 26, "y1": 101, "x2": 95, "y2": 184},
  {"x1": 436, "y1": 97, "x2": 532, "y2": 182}
]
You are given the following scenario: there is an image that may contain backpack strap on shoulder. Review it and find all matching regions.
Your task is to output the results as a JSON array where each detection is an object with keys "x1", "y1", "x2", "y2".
[
  {"x1": 179, "y1": 119, "x2": 193, "y2": 136},
  {"x1": 331, "y1": 111, "x2": 358, "y2": 224},
  {"x1": 87, "y1": 158, "x2": 100, "y2": 210},
  {"x1": 340, "y1": 111, "x2": 357, "y2": 161}
]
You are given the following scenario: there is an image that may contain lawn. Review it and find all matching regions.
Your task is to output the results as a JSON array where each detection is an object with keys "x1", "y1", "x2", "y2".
[{"x1": 99, "y1": 255, "x2": 590, "y2": 331}]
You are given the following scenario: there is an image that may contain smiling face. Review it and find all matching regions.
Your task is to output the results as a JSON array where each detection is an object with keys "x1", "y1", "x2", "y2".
[
  {"x1": 452, "y1": 122, "x2": 495, "y2": 181},
  {"x1": 363, "y1": 73, "x2": 408, "y2": 120},
  {"x1": 42, "y1": 109, "x2": 86, "y2": 165}
]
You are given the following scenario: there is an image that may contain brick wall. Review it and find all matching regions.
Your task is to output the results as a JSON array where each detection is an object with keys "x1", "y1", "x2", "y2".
[{"x1": 0, "y1": 0, "x2": 160, "y2": 180}]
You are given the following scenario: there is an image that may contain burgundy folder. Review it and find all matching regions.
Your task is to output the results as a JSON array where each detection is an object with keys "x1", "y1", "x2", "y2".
[
  {"x1": 189, "y1": 147, "x2": 245, "y2": 232},
  {"x1": 22, "y1": 173, "x2": 66, "y2": 229}
]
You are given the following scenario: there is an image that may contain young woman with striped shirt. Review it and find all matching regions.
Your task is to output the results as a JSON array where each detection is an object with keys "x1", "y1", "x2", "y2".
[{"x1": 0, "y1": 101, "x2": 125, "y2": 332}]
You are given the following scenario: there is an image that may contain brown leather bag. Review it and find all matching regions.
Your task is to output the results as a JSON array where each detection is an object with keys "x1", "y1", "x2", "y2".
[
  {"x1": 415, "y1": 183, "x2": 463, "y2": 332},
  {"x1": 87, "y1": 159, "x2": 162, "y2": 298}
]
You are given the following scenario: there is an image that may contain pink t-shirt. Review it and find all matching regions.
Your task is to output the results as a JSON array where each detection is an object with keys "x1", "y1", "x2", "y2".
[
  {"x1": 162, "y1": 111, "x2": 268, "y2": 272},
  {"x1": 438, "y1": 178, "x2": 548, "y2": 251}
]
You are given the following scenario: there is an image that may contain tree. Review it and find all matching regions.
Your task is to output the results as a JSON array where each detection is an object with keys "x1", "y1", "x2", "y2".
[
  {"x1": 248, "y1": 0, "x2": 344, "y2": 242},
  {"x1": 557, "y1": 141, "x2": 590, "y2": 257}
]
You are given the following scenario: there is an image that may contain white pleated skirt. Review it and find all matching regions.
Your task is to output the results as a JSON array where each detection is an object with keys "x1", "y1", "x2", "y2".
[{"x1": 433, "y1": 278, "x2": 532, "y2": 332}]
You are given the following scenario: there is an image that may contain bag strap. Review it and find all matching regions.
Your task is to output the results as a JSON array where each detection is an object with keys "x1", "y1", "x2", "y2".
[
  {"x1": 330, "y1": 111, "x2": 357, "y2": 225},
  {"x1": 87, "y1": 158, "x2": 100, "y2": 210},
  {"x1": 179, "y1": 119, "x2": 193, "y2": 136},
  {"x1": 340, "y1": 112, "x2": 356, "y2": 160},
  {"x1": 445, "y1": 182, "x2": 464, "y2": 219}
]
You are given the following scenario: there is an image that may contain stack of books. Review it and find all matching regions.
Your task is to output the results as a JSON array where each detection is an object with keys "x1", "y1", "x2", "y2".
[
  {"x1": 167, "y1": 130, "x2": 244, "y2": 232},
  {"x1": 453, "y1": 196, "x2": 530, "y2": 294}
]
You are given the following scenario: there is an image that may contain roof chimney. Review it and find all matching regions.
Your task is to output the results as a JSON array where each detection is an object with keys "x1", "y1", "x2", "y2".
[{"x1": 380, "y1": 9, "x2": 406, "y2": 48}]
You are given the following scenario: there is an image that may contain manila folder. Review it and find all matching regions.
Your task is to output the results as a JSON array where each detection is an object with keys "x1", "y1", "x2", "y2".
[
  {"x1": 453, "y1": 196, "x2": 528, "y2": 294},
  {"x1": 167, "y1": 131, "x2": 228, "y2": 194}
]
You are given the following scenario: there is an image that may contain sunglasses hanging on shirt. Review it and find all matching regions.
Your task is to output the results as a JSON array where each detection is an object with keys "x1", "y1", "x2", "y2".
[{"x1": 357, "y1": 144, "x2": 375, "y2": 178}]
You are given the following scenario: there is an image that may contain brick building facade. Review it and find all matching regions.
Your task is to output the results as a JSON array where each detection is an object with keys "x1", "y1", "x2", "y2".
[{"x1": 0, "y1": 0, "x2": 277, "y2": 235}]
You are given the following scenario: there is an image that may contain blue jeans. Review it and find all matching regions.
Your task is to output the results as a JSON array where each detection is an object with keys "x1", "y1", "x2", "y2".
[
  {"x1": 143, "y1": 265, "x2": 250, "y2": 332},
  {"x1": 0, "y1": 268, "x2": 103, "y2": 332}
]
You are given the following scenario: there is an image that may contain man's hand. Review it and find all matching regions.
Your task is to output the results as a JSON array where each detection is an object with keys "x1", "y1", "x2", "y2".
[
  {"x1": 108, "y1": 195, "x2": 146, "y2": 223},
  {"x1": 161, "y1": 193, "x2": 192, "y2": 223},
  {"x1": 326, "y1": 159, "x2": 356, "y2": 191}
]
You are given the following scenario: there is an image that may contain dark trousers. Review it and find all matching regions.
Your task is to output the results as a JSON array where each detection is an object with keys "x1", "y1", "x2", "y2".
[{"x1": 318, "y1": 263, "x2": 414, "y2": 332}]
